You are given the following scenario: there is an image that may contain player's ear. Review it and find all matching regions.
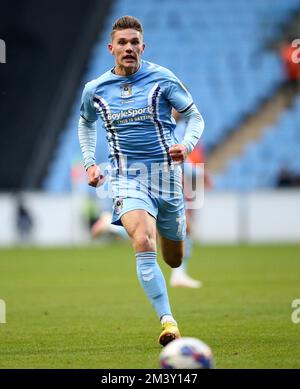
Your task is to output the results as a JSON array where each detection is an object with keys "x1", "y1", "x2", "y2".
[
  {"x1": 108, "y1": 43, "x2": 113, "y2": 55},
  {"x1": 141, "y1": 43, "x2": 145, "y2": 54}
]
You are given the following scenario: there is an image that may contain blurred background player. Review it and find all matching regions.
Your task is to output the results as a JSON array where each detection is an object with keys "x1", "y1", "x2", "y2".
[
  {"x1": 279, "y1": 37, "x2": 300, "y2": 99},
  {"x1": 15, "y1": 195, "x2": 34, "y2": 244},
  {"x1": 90, "y1": 208, "x2": 128, "y2": 240},
  {"x1": 170, "y1": 110, "x2": 212, "y2": 288}
]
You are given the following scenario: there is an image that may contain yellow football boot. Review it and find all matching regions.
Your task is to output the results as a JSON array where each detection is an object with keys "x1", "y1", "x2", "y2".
[{"x1": 158, "y1": 322, "x2": 181, "y2": 346}]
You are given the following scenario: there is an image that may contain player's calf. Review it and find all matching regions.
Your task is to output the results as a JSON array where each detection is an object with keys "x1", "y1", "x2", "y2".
[
  {"x1": 160, "y1": 238, "x2": 184, "y2": 268},
  {"x1": 164, "y1": 255, "x2": 183, "y2": 268}
]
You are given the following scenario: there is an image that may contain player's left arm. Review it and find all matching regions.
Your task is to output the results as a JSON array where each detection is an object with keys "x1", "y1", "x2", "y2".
[
  {"x1": 170, "y1": 104, "x2": 204, "y2": 163},
  {"x1": 164, "y1": 71, "x2": 204, "y2": 163}
]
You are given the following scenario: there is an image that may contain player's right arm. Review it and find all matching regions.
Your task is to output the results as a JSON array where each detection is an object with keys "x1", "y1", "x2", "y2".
[{"x1": 78, "y1": 83, "x2": 102, "y2": 187}]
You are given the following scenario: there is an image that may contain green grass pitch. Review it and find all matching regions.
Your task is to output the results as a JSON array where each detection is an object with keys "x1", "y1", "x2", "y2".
[{"x1": 0, "y1": 243, "x2": 300, "y2": 368}]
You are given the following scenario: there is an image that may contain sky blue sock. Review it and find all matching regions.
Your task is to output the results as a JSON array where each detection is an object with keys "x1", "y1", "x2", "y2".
[{"x1": 136, "y1": 251, "x2": 172, "y2": 320}]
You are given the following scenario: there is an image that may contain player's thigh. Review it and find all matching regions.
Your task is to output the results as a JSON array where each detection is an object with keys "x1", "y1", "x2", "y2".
[{"x1": 121, "y1": 209, "x2": 156, "y2": 237}]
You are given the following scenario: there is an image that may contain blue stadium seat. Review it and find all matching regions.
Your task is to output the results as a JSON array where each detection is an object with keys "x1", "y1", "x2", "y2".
[{"x1": 213, "y1": 92, "x2": 300, "y2": 191}]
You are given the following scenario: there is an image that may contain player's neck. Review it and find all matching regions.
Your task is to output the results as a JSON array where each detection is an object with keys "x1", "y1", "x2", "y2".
[{"x1": 114, "y1": 63, "x2": 140, "y2": 77}]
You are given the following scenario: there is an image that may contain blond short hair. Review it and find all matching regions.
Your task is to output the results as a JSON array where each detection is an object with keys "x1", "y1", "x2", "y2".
[{"x1": 111, "y1": 16, "x2": 143, "y2": 39}]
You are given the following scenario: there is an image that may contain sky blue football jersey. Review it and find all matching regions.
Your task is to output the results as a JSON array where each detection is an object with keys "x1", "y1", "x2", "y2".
[{"x1": 80, "y1": 60, "x2": 193, "y2": 170}]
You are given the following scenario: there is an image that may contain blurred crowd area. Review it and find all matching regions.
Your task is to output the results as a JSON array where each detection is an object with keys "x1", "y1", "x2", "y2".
[{"x1": 1, "y1": 1, "x2": 300, "y2": 246}]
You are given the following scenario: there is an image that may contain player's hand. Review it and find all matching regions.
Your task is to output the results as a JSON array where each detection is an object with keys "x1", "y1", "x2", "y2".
[
  {"x1": 169, "y1": 144, "x2": 188, "y2": 163},
  {"x1": 87, "y1": 165, "x2": 105, "y2": 187}
]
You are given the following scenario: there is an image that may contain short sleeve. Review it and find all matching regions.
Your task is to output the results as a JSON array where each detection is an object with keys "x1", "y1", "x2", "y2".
[
  {"x1": 80, "y1": 84, "x2": 98, "y2": 122},
  {"x1": 164, "y1": 74, "x2": 193, "y2": 113}
]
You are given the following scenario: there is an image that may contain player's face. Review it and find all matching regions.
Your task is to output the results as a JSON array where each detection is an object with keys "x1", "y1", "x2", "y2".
[{"x1": 108, "y1": 29, "x2": 145, "y2": 76}]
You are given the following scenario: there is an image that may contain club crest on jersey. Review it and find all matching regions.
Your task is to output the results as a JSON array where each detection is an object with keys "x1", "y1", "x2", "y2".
[
  {"x1": 114, "y1": 198, "x2": 124, "y2": 215},
  {"x1": 120, "y1": 84, "x2": 132, "y2": 98}
]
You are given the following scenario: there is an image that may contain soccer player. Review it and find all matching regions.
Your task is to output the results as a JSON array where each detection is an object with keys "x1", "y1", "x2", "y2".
[{"x1": 78, "y1": 16, "x2": 204, "y2": 346}]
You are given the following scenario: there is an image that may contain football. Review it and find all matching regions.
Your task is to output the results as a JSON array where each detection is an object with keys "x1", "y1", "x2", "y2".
[{"x1": 159, "y1": 337, "x2": 214, "y2": 369}]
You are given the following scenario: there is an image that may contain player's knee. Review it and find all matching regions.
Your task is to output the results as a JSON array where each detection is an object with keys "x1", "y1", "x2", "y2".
[{"x1": 133, "y1": 234, "x2": 155, "y2": 252}]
